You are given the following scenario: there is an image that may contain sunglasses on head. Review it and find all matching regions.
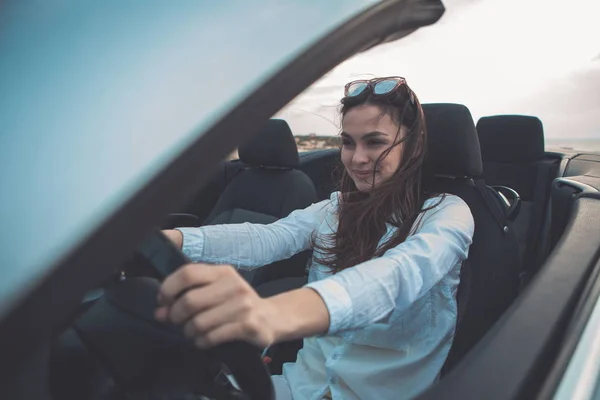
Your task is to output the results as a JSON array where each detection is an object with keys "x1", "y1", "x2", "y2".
[{"x1": 344, "y1": 76, "x2": 413, "y2": 102}]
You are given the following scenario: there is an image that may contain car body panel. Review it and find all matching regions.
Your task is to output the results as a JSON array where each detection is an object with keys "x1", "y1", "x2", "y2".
[{"x1": 553, "y1": 292, "x2": 600, "y2": 400}]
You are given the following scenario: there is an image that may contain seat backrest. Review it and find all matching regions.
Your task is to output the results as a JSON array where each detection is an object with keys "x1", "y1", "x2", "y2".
[
  {"x1": 477, "y1": 115, "x2": 560, "y2": 280},
  {"x1": 422, "y1": 104, "x2": 522, "y2": 374},
  {"x1": 205, "y1": 119, "x2": 318, "y2": 224},
  {"x1": 205, "y1": 119, "x2": 318, "y2": 284}
]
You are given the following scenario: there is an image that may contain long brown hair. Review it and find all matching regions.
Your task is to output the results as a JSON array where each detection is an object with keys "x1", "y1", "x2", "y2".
[{"x1": 313, "y1": 83, "x2": 442, "y2": 273}]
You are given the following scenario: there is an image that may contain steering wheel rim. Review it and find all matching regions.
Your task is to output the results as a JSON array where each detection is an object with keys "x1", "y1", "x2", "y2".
[{"x1": 72, "y1": 230, "x2": 274, "y2": 400}]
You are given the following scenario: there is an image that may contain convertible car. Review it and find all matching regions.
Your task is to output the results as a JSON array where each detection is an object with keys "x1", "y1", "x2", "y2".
[{"x1": 1, "y1": 0, "x2": 599, "y2": 399}]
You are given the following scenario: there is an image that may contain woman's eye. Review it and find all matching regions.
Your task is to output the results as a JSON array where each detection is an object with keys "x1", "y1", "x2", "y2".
[
  {"x1": 342, "y1": 139, "x2": 354, "y2": 146},
  {"x1": 368, "y1": 140, "x2": 386, "y2": 146}
]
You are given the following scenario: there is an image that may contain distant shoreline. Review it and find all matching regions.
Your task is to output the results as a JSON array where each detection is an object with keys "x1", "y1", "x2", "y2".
[
  {"x1": 545, "y1": 138, "x2": 600, "y2": 153},
  {"x1": 292, "y1": 135, "x2": 600, "y2": 154},
  {"x1": 226, "y1": 137, "x2": 600, "y2": 160}
]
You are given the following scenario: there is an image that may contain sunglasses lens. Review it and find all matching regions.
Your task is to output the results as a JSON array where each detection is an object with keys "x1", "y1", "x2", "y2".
[
  {"x1": 346, "y1": 82, "x2": 368, "y2": 97},
  {"x1": 373, "y1": 79, "x2": 399, "y2": 95}
]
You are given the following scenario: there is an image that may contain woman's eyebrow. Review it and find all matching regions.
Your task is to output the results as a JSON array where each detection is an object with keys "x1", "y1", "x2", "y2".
[
  {"x1": 363, "y1": 131, "x2": 388, "y2": 139},
  {"x1": 340, "y1": 131, "x2": 388, "y2": 139}
]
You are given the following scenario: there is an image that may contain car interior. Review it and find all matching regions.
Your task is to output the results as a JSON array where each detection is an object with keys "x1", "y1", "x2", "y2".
[
  {"x1": 152, "y1": 101, "x2": 599, "y2": 380},
  {"x1": 26, "y1": 100, "x2": 600, "y2": 400},
  {"x1": 4, "y1": 0, "x2": 599, "y2": 398}
]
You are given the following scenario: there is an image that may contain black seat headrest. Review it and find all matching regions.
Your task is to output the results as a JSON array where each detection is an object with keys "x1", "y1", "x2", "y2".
[
  {"x1": 476, "y1": 115, "x2": 545, "y2": 163},
  {"x1": 423, "y1": 103, "x2": 483, "y2": 177},
  {"x1": 239, "y1": 119, "x2": 299, "y2": 169}
]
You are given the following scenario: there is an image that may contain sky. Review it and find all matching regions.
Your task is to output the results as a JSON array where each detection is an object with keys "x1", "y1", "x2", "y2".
[{"x1": 276, "y1": 0, "x2": 600, "y2": 142}]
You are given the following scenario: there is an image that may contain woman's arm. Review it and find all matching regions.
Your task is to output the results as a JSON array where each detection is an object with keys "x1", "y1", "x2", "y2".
[
  {"x1": 156, "y1": 195, "x2": 473, "y2": 348},
  {"x1": 167, "y1": 196, "x2": 334, "y2": 270},
  {"x1": 155, "y1": 264, "x2": 330, "y2": 349},
  {"x1": 305, "y1": 195, "x2": 475, "y2": 334}
]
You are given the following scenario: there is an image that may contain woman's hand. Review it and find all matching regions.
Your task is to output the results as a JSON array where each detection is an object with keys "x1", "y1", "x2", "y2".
[
  {"x1": 155, "y1": 264, "x2": 278, "y2": 349},
  {"x1": 155, "y1": 263, "x2": 331, "y2": 349},
  {"x1": 162, "y1": 229, "x2": 183, "y2": 250}
]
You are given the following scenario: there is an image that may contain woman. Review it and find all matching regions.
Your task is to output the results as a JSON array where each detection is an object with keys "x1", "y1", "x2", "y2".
[{"x1": 157, "y1": 77, "x2": 475, "y2": 400}]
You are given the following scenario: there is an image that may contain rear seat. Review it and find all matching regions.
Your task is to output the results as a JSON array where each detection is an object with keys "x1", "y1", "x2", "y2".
[{"x1": 476, "y1": 115, "x2": 560, "y2": 284}]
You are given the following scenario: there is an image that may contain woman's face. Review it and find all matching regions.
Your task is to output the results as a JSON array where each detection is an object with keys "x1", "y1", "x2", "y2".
[{"x1": 341, "y1": 104, "x2": 404, "y2": 192}]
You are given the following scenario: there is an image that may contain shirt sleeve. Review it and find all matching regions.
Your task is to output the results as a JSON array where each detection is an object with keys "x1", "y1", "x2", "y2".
[
  {"x1": 305, "y1": 195, "x2": 475, "y2": 334},
  {"x1": 175, "y1": 194, "x2": 336, "y2": 270}
]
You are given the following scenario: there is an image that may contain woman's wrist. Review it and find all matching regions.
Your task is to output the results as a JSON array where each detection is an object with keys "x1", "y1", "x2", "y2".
[
  {"x1": 264, "y1": 288, "x2": 330, "y2": 344},
  {"x1": 163, "y1": 229, "x2": 184, "y2": 250}
]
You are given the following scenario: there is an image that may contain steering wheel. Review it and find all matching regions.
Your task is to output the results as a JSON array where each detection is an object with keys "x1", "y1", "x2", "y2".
[{"x1": 72, "y1": 231, "x2": 274, "y2": 400}]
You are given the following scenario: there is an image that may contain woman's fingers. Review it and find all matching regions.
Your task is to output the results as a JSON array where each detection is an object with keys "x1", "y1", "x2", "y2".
[
  {"x1": 155, "y1": 305, "x2": 170, "y2": 322},
  {"x1": 168, "y1": 273, "x2": 248, "y2": 324},
  {"x1": 155, "y1": 262, "x2": 276, "y2": 349},
  {"x1": 182, "y1": 298, "x2": 252, "y2": 338},
  {"x1": 183, "y1": 295, "x2": 277, "y2": 349},
  {"x1": 158, "y1": 263, "x2": 235, "y2": 306}
]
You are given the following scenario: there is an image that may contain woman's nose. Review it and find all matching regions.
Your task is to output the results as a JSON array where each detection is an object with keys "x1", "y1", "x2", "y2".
[{"x1": 352, "y1": 146, "x2": 370, "y2": 164}]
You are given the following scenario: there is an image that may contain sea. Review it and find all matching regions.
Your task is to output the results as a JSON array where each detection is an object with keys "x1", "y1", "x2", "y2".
[{"x1": 545, "y1": 138, "x2": 600, "y2": 154}]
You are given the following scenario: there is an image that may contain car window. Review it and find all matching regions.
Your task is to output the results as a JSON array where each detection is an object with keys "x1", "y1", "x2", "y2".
[
  {"x1": 0, "y1": 0, "x2": 382, "y2": 317},
  {"x1": 278, "y1": 0, "x2": 600, "y2": 154}
]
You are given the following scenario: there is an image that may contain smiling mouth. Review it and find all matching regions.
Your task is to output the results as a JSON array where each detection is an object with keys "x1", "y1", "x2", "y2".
[{"x1": 353, "y1": 171, "x2": 377, "y2": 178}]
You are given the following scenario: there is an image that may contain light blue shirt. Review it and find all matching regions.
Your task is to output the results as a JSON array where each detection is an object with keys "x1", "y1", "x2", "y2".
[{"x1": 177, "y1": 192, "x2": 474, "y2": 400}]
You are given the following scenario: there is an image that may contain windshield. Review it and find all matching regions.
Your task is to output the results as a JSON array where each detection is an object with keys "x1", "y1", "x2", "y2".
[
  {"x1": 277, "y1": 0, "x2": 600, "y2": 153},
  {"x1": 0, "y1": 0, "x2": 383, "y2": 317}
]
